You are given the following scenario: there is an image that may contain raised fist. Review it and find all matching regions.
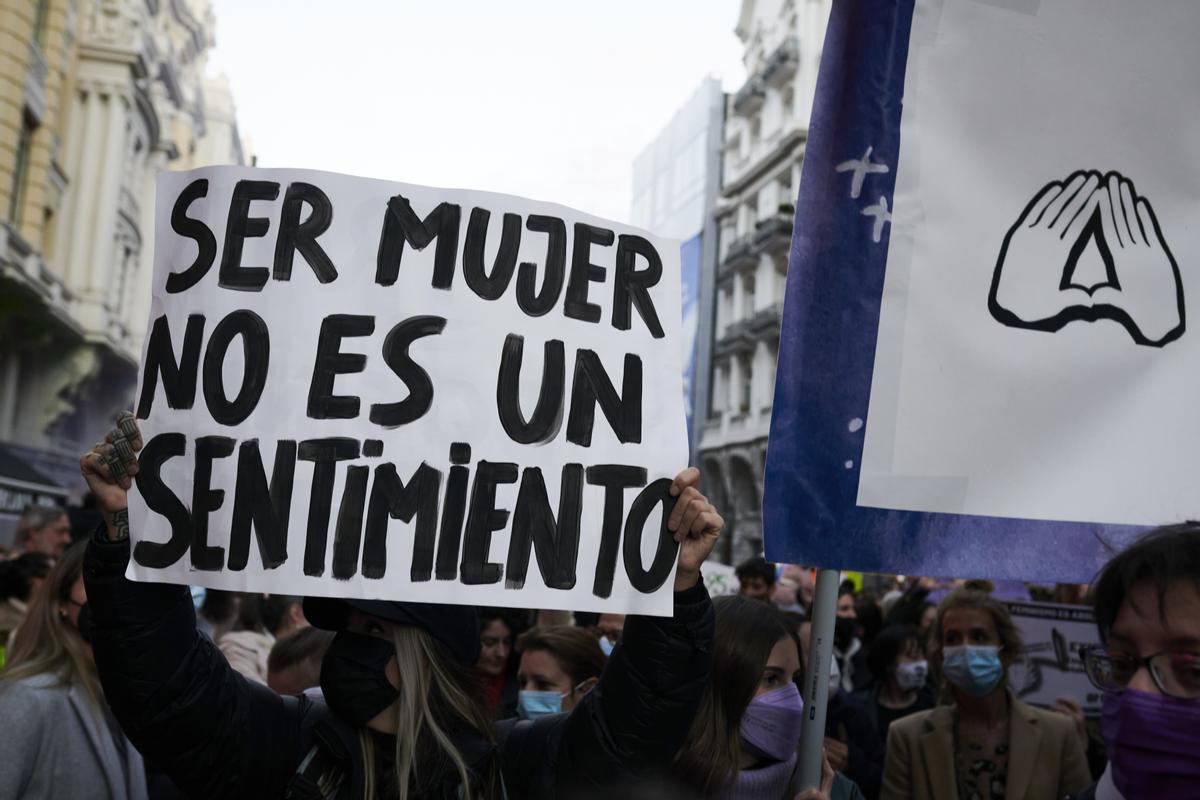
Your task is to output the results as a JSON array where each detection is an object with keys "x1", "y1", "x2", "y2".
[{"x1": 988, "y1": 170, "x2": 1183, "y2": 347}]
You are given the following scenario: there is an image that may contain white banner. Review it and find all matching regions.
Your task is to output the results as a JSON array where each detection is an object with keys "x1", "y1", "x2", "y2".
[
  {"x1": 128, "y1": 166, "x2": 686, "y2": 615},
  {"x1": 859, "y1": 1, "x2": 1200, "y2": 527},
  {"x1": 1005, "y1": 600, "x2": 1103, "y2": 715}
]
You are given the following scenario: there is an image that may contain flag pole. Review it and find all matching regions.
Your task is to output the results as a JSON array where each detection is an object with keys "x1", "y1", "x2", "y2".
[{"x1": 797, "y1": 567, "x2": 840, "y2": 789}]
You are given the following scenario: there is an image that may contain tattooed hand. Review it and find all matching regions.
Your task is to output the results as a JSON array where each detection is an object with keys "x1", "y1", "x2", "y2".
[{"x1": 79, "y1": 412, "x2": 143, "y2": 542}]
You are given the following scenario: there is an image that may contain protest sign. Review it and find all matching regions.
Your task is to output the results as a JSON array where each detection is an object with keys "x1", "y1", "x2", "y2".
[
  {"x1": 762, "y1": 0, "x2": 1172, "y2": 580},
  {"x1": 1004, "y1": 601, "x2": 1103, "y2": 715},
  {"x1": 129, "y1": 166, "x2": 687, "y2": 615}
]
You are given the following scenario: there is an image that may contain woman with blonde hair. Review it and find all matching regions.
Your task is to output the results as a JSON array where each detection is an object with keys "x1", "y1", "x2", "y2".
[
  {"x1": 881, "y1": 588, "x2": 1090, "y2": 800},
  {"x1": 0, "y1": 541, "x2": 148, "y2": 799},
  {"x1": 80, "y1": 415, "x2": 723, "y2": 799}
]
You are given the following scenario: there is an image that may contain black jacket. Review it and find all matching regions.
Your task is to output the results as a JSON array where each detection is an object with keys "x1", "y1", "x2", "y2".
[{"x1": 83, "y1": 533, "x2": 714, "y2": 799}]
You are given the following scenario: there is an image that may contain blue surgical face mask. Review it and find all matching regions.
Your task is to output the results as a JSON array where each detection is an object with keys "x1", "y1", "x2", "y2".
[
  {"x1": 190, "y1": 586, "x2": 207, "y2": 611},
  {"x1": 942, "y1": 645, "x2": 1004, "y2": 696},
  {"x1": 518, "y1": 690, "x2": 563, "y2": 720},
  {"x1": 599, "y1": 636, "x2": 615, "y2": 657}
]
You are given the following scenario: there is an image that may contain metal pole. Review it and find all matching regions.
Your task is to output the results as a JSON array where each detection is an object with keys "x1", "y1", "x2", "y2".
[{"x1": 797, "y1": 567, "x2": 840, "y2": 790}]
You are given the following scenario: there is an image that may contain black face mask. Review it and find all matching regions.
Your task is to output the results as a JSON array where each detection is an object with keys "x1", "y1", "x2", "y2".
[
  {"x1": 834, "y1": 616, "x2": 857, "y2": 649},
  {"x1": 75, "y1": 602, "x2": 93, "y2": 644},
  {"x1": 320, "y1": 631, "x2": 399, "y2": 727}
]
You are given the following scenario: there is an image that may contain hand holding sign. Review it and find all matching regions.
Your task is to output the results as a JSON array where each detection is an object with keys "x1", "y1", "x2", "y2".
[{"x1": 667, "y1": 467, "x2": 725, "y2": 591}]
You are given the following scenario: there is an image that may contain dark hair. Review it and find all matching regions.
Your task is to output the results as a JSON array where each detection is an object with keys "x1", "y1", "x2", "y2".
[
  {"x1": 838, "y1": 580, "x2": 856, "y2": 598},
  {"x1": 477, "y1": 607, "x2": 528, "y2": 637},
  {"x1": 866, "y1": 625, "x2": 921, "y2": 683},
  {"x1": 855, "y1": 594, "x2": 884, "y2": 646},
  {"x1": 261, "y1": 594, "x2": 302, "y2": 636},
  {"x1": 267, "y1": 626, "x2": 334, "y2": 674},
  {"x1": 735, "y1": 557, "x2": 776, "y2": 585},
  {"x1": 516, "y1": 625, "x2": 606, "y2": 686},
  {"x1": 233, "y1": 593, "x2": 266, "y2": 633},
  {"x1": 1092, "y1": 522, "x2": 1200, "y2": 642},
  {"x1": 0, "y1": 551, "x2": 53, "y2": 602},
  {"x1": 674, "y1": 596, "x2": 797, "y2": 795},
  {"x1": 200, "y1": 589, "x2": 240, "y2": 625}
]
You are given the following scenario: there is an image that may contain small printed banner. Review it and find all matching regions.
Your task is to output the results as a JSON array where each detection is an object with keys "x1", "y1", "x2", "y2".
[
  {"x1": 759, "y1": 0, "x2": 1197, "y2": 580},
  {"x1": 129, "y1": 166, "x2": 687, "y2": 615},
  {"x1": 1005, "y1": 601, "x2": 1103, "y2": 716}
]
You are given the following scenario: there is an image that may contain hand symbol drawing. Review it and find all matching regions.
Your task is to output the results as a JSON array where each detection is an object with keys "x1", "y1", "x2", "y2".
[{"x1": 988, "y1": 170, "x2": 1184, "y2": 347}]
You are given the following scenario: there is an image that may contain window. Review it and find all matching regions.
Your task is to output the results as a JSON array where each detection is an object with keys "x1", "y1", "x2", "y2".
[
  {"x1": 739, "y1": 355, "x2": 753, "y2": 413},
  {"x1": 8, "y1": 112, "x2": 37, "y2": 224},
  {"x1": 743, "y1": 275, "x2": 756, "y2": 319},
  {"x1": 34, "y1": 0, "x2": 50, "y2": 45}
]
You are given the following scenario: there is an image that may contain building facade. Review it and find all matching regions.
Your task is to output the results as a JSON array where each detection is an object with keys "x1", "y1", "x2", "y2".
[
  {"x1": 699, "y1": 0, "x2": 831, "y2": 564},
  {"x1": 0, "y1": 0, "x2": 245, "y2": 543},
  {"x1": 630, "y1": 77, "x2": 724, "y2": 465}
]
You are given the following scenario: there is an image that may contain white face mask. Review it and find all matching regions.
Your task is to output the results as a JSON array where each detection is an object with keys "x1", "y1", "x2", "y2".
[
  {"x1": 827, "y1": 654, "x2": 842, "y2": 695},
  {"x1": 895, "y1": 659, "x2": 929, "y2": 691}
]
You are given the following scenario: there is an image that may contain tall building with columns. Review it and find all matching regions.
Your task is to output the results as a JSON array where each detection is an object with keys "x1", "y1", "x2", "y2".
[
  {"x1": 0, "y1": 0, "x2": 245, "y2": 542},
  {"x1": 699, "y1": 0, "x2": 830, "y2": 564}
]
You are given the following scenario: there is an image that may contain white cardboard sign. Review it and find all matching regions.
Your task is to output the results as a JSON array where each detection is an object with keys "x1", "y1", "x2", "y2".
[
  {"x1": 859, "y1": 1, "x2": 1200, "y2": 527},
  {"x1": 128, "y1": 166, "x2": 686, "y2": 615}
]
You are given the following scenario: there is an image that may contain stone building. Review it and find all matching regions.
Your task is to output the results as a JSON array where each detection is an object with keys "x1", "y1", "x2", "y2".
[
  {"x1": 699, "y1": 0, "x2": 830, "y2": 564},
  {"x1": 0, "y1": 0, "x2": 246, "y2": 543}
]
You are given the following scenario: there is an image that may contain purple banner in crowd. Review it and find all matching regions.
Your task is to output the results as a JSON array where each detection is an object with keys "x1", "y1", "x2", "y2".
[{"x1": 762, "y1": 0, "x2": 1144, "y2": 581}]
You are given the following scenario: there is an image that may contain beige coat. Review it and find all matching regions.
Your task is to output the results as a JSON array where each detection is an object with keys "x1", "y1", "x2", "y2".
[{"x1": 881, "y1": 694, "x2": 1091, "y2": 800}]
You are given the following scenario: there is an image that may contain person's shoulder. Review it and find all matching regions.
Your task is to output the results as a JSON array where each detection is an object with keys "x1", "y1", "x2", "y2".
[
  {"x1": 0, "y1": 673, "x2": 69, "y2": 720},
  {"x1": 887, "y1": 704, "x2": 946, "y2": 739}
]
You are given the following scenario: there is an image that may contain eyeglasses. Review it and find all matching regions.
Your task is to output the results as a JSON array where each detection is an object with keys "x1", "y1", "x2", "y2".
[{"x1": 1080, "y1": 645, "x2": 1200, "y2": 699}]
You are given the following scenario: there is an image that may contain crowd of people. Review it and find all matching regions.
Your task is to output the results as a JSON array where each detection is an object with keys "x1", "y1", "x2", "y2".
[{"x1": 0, "y1": 417, "x2": 1194, "y2": 799}]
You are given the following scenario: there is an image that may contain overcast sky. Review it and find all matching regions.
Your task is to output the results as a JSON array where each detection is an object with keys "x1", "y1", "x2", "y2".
[{"x1": 206, "y1": 1, "x2": 747, "y2": 224}]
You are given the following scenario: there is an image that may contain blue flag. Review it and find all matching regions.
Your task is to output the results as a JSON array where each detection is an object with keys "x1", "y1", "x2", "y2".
[{"x1": 762, "y1": 0, "x2": 1163, "y2": 581}]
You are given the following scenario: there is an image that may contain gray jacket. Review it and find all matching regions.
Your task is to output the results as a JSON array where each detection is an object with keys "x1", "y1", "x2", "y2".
[{"x1": 0, "y1": 672, "x2": 147, "y2": 800}]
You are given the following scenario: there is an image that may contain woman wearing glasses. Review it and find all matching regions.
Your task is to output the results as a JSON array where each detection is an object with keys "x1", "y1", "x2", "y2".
[
  {"x1": 881, "y1": 588, "x2": 1091, "y2": 800},
  {"x1": 1075, "y1": 524, "x2": 1200, "y2": 800}
]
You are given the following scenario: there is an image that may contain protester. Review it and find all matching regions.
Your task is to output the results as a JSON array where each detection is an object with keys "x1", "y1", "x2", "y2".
[
  {"x1": 1073, "y1": 523, "x2": 1200, "y2": 799},
  {"x1": 852, "y1": 625, "x2": 934, "y2": 782},
  {"x1": 514, "y1": 625, "x2": 606, "y2": 719},
  {"x1": 217, "y1": 592, "x2": 275, "y2": 684},
  {"x1": 13, "y1": 504, "x2": 72, "y2": 558},
  {"x1": 673, "y1": 595, "x2": 865, "y2": 799},
  {"x1": 854, "y1": 594, "x2": 883, "y2": 650},
  {"x1": 834, "y1": 587, "x2": 871, "y2": 692},
  {"x1": 0, "y1": 550, "x2": 52, "y2": 664},
  {"x1": 196, "y1": 588, "x2": 240, "y2": 641},
  {"x1": 80, "y1": 416, "x2": 723, "y2": 798},
  {"x1": 591, "y1": 611, "x2": 625, "y2": 656},
  {"x1": 476, "y1": 608, "x2": 519, "y2": 718},
  {"x1": 0, "y1": 541, "x2": 147, "y2": 798},
  {"x1": 268, "y1": 626, "x2": 336, "y2": 695},
  {"x1": 262, "y1": 593, "x2": 309, "y2": 639},
  {"x1": 881, "y1": 588, "x2": 1090, "y2": 800},
  {"x1": 736, "y1": 556, "x2": 777, "y2": 602}
]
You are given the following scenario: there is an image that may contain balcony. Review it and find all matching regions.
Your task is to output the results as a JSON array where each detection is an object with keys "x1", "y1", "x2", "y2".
[
  {"x1": 748, "y1": 302, "x2": 784, "y2": 335},
  {"x1": 752, "y1": 212, "x2": 794, "y2": 254},
  {"x1": 714, "y1": 318, "x2": 756, "y2": 358},
  {"x1": 762, "y1": 38, "x2": 800, "y2": 88},
  {"x1": 719, "y1": 234, "x2": 756, "y2": 278},
  {"x1": 732, "y1": 77, "x2": 766, "y2": 116}
]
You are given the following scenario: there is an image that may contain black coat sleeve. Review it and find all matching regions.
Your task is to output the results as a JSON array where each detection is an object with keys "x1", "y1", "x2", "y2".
[
  {"x1": 83, "y1": 530, "x2": 306, "y2": 798},
  {"x1": 499, "y1": 580, "x2": 715, "y2": 796}
]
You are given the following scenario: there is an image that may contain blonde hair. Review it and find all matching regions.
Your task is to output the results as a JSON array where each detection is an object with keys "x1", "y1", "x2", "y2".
[
  {"x1": 0, "y1": 541, "x2": 101, "y2": 709},
  {"x1": 359, "y1": 625, "x2": 501, "y2": 800}
]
